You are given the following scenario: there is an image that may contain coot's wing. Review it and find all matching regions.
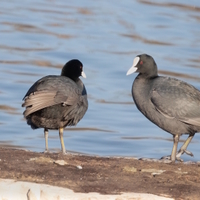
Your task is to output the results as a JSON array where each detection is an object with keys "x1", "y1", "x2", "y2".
[
  {"x1": 150, "y1": 77, "x2": 200, "y2": 126},
  {"x1": 22, "y1": 76, "x2": 80, "y2": 117}
]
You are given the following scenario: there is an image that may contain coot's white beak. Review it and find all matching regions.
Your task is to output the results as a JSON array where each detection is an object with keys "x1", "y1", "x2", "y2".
[
  {"x1": 81, "y1": 71, "x2": 86, "y2": 78},
  {"x1": 126, "y1": 56, "x2": 140, "y2": 76}
]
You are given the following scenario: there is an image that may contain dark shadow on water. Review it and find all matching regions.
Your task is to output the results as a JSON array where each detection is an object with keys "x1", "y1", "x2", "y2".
[
  {"x1": 122, "y1": 136, "x2": 197, "y2": 143},
  {"x1": 121, "y1": 33, "x2": 173, "y2": 46},
  {"x1": 0, "y1": 141, "x2": 27, "y2": 149},
  {"x1": 159, "y1": 70, "x2": 200, "y2": 81},
  {"x1": 0, "y1": 105, "x2": 20, "y2": 115},
  {"x1": 65, "y1": 127, "x2": 115, "y2": 133},
  {"x1": 139, "y1": 0, "x2": 200, "y2": 12},
  {"x1": 96, "y1": 99, "x2": 134, "y2": 105}
]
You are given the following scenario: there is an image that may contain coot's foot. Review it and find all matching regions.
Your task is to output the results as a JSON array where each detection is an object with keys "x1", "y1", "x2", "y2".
[
  {"x1": 160, "y1": 149, "x2": 194, "y2": 162},
  {"x1": 176, "y1": 149, "x2": 194, "y2": 158},
  {"x1": 160, "y1": 155, "x2": 183, "y2": 162}
]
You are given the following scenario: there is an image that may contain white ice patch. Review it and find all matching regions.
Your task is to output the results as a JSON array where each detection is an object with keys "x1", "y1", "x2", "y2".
[
  {"x1": 126, "y1": 56, "x2": 140, "y2": 75},
  {"x1": 81, "y1": 71, "x2": 86, "y2": 78}
]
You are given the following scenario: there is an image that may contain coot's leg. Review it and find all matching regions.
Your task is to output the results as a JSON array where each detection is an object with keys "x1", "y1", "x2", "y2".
[
  {"x1": 176, "y1": 133, "x2": 194, "y2": 158},
  {"x1": 171, "y1": 134, "x2": 180, "y2": 162},
  {"x1": 160, "y1": 134, "x2": 193, "y2": 162},
  {"x1": 59, "y1": 127, "x2": 66, "y2": 154},
  {"x1": 161, "y1": 135, "x2": 181, "y2": 162},
  {"x1": 44, "y1": 128, "x2": 49, "y2": 153}
]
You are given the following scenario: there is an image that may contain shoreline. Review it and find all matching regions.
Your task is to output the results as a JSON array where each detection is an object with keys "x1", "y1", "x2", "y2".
[{"x1": 0, "y1": 147, "x2": 199, "y2": 199}]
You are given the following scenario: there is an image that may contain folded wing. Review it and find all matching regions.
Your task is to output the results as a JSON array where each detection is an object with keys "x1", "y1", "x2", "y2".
[
  {"x1": 150, "y1": 77, "x2": 200, "y2": 127},
  {"x1": 22, "y1": 76, "x2": 81, "y2": 117}
]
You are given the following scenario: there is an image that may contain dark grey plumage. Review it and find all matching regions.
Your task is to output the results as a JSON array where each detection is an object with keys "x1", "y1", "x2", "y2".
[
  {"x1": 22, "y1": 59, "x2": 88, "y2": 154},
  {"x1": 127, "y1": 54, "x2": 200, "y2": 162}
]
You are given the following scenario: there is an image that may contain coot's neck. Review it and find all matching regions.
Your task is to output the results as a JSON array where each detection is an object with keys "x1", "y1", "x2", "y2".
[
  {"x1": 137, "y1": 73, "x2": 158, "y2": 80},
  {"x1": 73, "y1": 77, "x2": 80, "y2": 83},
  {"x1": 76, "y1": 78, "x2": 87, "y2": 95},
  {"x1": 61, "y1": 74, "x2": 79, "y2": 83},
  {"x1": 137, "y1": 62, "x2": 158, "y2": 79}
]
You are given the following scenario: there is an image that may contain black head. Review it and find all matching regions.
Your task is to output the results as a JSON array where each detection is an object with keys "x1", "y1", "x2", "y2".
[
  {"x1": 61, "y1": 59, "x2": 86, "y2": 81},
  {"x1": 127, "y1": 54, "x2": 158, "y2": 78}
]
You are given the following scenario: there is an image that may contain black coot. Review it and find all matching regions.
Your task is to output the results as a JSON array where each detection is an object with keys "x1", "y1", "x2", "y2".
[
  {"x1": 127, "y1": 54, "x2": 200, "y2": 162},
  {"x1": 22, "y1": 59, "x2": 88, "y2": 154}
]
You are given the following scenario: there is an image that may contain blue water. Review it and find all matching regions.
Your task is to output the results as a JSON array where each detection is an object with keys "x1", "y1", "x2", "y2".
[{"x1": 0, "y1": 0, "x2": 200, "y2": 161}]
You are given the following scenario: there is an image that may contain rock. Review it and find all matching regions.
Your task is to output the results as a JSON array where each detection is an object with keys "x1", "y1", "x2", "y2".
[
  {"x1": 0, "y1": 179, "x2": 174, "y2": 200},
  {"x1": 141, "y1": 169, "x2": 166, "y2": 176},
  {"x1": 53, "y1": 160, "x2": 68, "y2": 166},
  {"x1": 123, "y1": 166, "x2": 137, "y2": 173}
]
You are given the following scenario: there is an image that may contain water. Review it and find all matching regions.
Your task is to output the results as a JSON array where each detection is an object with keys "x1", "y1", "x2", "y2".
[{"x1": 1, "y1": 0, "x2": 200, "y2": 161}]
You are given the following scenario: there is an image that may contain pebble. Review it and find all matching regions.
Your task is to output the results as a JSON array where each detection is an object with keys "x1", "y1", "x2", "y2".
[{"x1": 76, "y1": 165, "x2": 82, "y2": 169}]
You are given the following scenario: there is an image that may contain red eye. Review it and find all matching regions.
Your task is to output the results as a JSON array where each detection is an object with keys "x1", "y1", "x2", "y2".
[{"x1": 140, "y1": 60, "x2": 143, "y2": 65}]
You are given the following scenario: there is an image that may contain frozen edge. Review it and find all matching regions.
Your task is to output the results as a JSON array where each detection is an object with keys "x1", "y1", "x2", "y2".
[{"x1": 0, "y1": 178, "x2": 174, "y2": 200}]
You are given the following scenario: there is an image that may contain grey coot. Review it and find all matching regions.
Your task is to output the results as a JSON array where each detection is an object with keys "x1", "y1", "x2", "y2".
[
  {"x1": 22, "y1": 59, "x2": 88, "y2": 154},
  {"x1": 127, "y1": 54, "x2": 200, "y2": 162}
]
